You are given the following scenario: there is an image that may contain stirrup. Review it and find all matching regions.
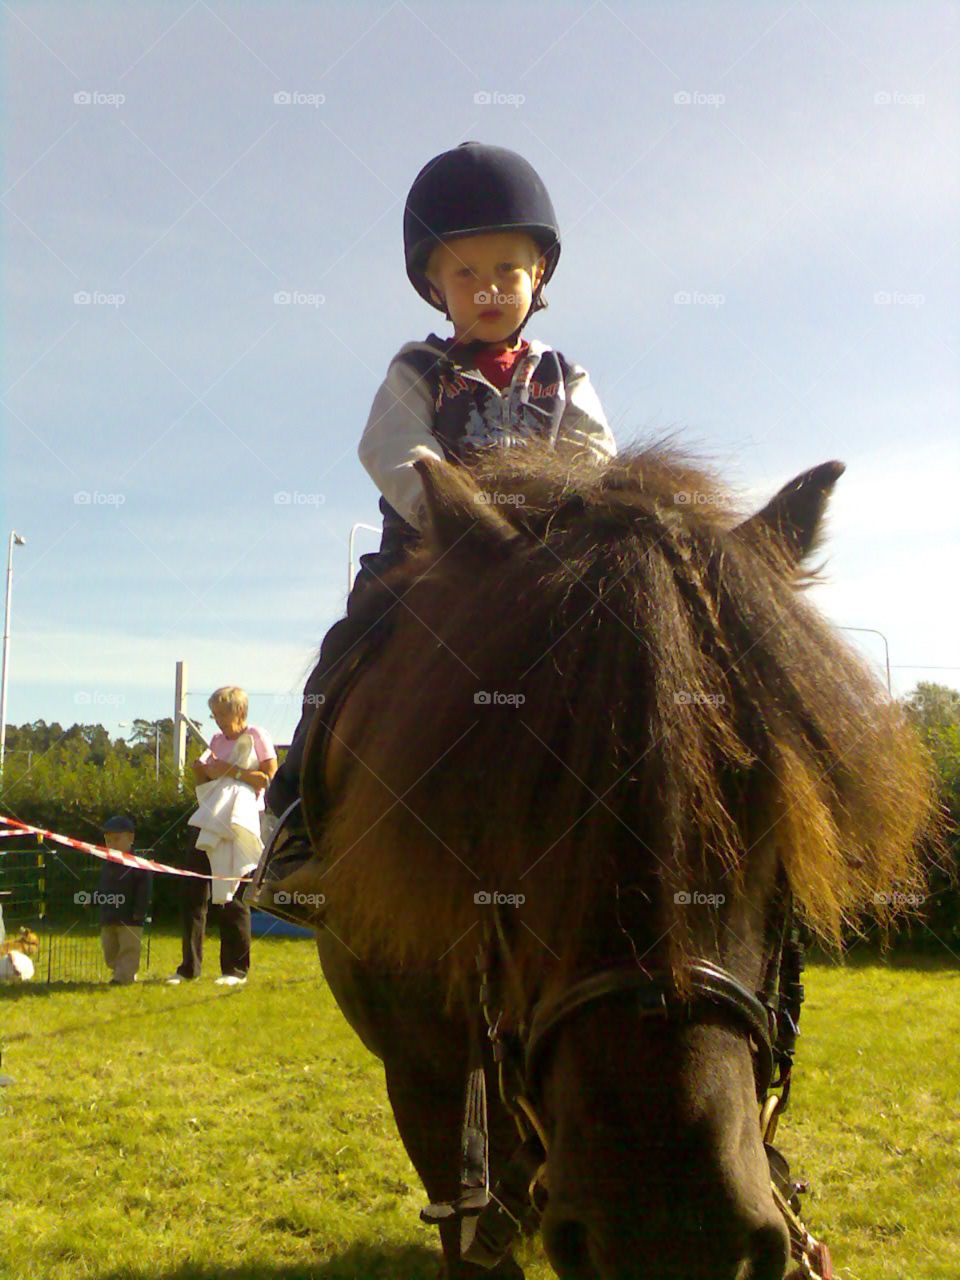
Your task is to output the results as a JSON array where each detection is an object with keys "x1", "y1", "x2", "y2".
[{"x1": 241, "y1": 799, "x2": 324, "y2": 927}]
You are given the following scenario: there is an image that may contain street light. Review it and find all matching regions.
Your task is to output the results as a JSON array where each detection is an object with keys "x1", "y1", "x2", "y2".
[
  {"x1": 118, "y1": 719, "x2": 162, "y2": 781},
  {"x1": 839, "y1": 626, "x2": 892, "y2": 696},
  {"x1": 0, "y1": 532, "x2": 26, "y2": 777},
  {"x1": 348, "y1": 523, "x2": 382, "y2": 595}
]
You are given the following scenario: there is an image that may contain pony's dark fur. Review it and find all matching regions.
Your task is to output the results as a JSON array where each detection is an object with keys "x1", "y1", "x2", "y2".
[{"x1": 306, "y1": 443, "x2": 934, "y2": 1012}]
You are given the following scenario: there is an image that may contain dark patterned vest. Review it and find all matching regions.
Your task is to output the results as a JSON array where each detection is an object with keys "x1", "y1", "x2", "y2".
[{"x1": 375, "y1": 335, "x2": 572, "y2": 560}]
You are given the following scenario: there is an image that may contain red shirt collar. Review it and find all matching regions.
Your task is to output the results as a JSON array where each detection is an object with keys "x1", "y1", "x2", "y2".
[{"x1": 460, "y1": 339, "x2": 530, "y2": 390}]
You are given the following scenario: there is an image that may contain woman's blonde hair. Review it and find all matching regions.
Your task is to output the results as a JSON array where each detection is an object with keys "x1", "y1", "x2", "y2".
[{"x1": 208, "y1": 686, "x2": 248, "y2": 720}]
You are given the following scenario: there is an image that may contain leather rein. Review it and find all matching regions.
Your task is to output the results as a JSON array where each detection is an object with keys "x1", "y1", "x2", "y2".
[
  {"x1": 295, "y1": 620, "x2": 833, "y2": 1277},
  {"x1": 422, "y1": 886, "x2": 833, "y2": 1280}
]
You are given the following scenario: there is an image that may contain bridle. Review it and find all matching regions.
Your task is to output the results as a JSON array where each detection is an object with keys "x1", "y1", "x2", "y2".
[
  {"x1": 422, "y1": 879, "x2": 833, "y2": 1280},
  {"x1": 526, "y1": 957, "x2": 778, "y2": 1098}
]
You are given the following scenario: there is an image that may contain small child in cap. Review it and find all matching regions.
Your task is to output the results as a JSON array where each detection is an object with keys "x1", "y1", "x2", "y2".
[
  {"x1": 250, "y1": 142, "x2": 616, "y2": 920},
  {"x1": 97, "y1": 815, "x2": 152, "y2": 984}
]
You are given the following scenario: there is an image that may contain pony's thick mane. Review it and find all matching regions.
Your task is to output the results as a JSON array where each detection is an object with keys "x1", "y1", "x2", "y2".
[{"x1": 305, "y1": 444, "x2": 935, "y2": 999}]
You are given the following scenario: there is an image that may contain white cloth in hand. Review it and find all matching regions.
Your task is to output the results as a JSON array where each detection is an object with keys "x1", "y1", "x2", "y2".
[{"x1": 188, "y1": 732, "x2": 263, "y2": 904}]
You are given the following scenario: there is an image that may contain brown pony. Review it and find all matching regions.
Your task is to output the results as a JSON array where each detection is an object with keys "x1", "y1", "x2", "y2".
[{"x1": 293, "y1": 443, "x2": 934, "y2": 1280}]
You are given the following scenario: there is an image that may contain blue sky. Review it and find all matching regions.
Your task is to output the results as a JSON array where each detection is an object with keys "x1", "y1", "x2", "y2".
[{"x1": 2, "y1": 0, "x2": 958, "y2": 757}]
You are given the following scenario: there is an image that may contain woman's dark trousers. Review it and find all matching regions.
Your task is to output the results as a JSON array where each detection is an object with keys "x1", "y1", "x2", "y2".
[{"x1": 177, "y1": 835, "x2": 251, "y2": 978}]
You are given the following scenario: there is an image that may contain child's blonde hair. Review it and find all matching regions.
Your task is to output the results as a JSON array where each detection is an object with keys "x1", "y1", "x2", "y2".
[{"x1": 209, "y1": 686, "x2": 248, "y2": 719}]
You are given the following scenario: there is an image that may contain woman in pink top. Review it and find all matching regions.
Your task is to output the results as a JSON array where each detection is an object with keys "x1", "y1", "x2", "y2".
[
  {"x1": 168, "y1": 686, "x2": 277, "y2": 986},
  {"x1": 198, "y1": 724, "x2": 276, "y2": 812}
]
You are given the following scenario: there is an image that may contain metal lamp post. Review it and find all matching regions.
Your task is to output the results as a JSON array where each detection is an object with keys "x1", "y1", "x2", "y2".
[
  {"x1": 348, "y1": 523, "x2": 382, "y2": 595},
  {"x1": 839, "y1": 625, "x2": 892, "y2": 695},
  {"x1": 0, "y1": 532, "x2": 26, "y2": 777},
  {"x1": 118, "y1": 719, "x2": 162, "y2": 780}
]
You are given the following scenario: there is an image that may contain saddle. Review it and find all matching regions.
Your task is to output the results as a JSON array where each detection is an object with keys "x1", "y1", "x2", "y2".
[{"x1": 243, "y1": 613, "x2": 390, "y2": 927}]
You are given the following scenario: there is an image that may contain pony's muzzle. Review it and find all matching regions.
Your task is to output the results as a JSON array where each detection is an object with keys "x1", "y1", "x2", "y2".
[{"x1": 542, "y1": 1202, "x2": 790, "y2": 1280}]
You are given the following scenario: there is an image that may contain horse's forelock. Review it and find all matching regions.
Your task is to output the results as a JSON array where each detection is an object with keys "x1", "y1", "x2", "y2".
[
  {"x1": 414, "y1": 443, "x2": 741, "y2": 562},
  {"x1": 313, "y1": 444, "x2": 936, "y2": 1001}
]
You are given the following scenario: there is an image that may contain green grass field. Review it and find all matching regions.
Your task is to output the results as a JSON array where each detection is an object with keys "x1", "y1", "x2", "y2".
[{"x1": 1, "y1": 932, "x2": 958, "y2": 1280}]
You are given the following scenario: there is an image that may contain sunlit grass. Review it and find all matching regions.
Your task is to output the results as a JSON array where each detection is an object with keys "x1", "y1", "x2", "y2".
[{"x1": 1, "y1": 933, "x2": 957, "y2": 1279}]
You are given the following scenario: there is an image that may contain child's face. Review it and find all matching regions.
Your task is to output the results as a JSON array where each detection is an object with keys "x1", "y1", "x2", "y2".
[
  {"x1": 426, "y1": 231, "x2": 546, "y2": 348},
  {"x1": 104, "y1": 831, "x2": 135, "y2": 852}
]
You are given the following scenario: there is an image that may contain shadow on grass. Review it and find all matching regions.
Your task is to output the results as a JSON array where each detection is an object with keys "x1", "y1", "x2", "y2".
[
  {"x1": 0, "y1": 973, "x2": 317, "y2": 998},
  {"x1": 808, "y1": 942, "x2": 960, "y2": 972},
  {"x1": 93, "y1": 1242, "x2": 445, "y2": 1280},
  {"x1": 0, "y1": 978, "x2": 320, "y2": 1045}
]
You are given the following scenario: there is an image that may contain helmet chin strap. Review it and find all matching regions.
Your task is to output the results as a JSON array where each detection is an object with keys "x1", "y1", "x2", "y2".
[
  {"x1": 427, "y1": 281, "x2": 453, "y2": 324},
  {"x1": 499, "y1": 283, "x2": 545, "y2": 348}
]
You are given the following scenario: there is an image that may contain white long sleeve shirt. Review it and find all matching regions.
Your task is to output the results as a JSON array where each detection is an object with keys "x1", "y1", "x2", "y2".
[{"x1": 358, "y1": 337, "x2": 617, "y2": 531}]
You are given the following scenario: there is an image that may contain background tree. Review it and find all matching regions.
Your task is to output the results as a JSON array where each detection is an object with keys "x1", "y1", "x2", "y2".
[{"x1": 904, "y1": 681, "x2": 960, "y2": 737}]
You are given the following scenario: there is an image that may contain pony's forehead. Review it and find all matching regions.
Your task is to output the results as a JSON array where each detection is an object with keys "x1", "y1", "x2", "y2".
[{"x1": 430, "y1": 444, "x2": 744, "y2": 540}]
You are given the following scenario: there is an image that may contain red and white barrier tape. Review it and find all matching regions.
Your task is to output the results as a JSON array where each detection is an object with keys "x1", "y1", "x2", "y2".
[{"x1": 0, "y1": 814, "x2": 251, "y2": 882}]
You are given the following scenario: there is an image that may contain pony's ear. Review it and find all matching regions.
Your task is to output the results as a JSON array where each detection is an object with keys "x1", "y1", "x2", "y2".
[
  {"x1": 738, "y1": 460, "x2": 845, "y2": 565},
  {"x1": 414, "y1": 458, "x2": 523, "y2": 556}
]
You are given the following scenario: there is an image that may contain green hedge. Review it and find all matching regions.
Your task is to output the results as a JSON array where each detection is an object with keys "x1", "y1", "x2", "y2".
[
  {"x1": 0, "y1": 738, "x2": 243, "y2": 922},
  {"x1": 2, "y1": 715, "x2": 957, "y2": 942}
]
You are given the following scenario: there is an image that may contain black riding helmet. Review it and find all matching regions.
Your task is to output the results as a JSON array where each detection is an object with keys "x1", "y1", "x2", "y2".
[{"x1": 403, "y1": 142, "x2": 561, "y2": 334}]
